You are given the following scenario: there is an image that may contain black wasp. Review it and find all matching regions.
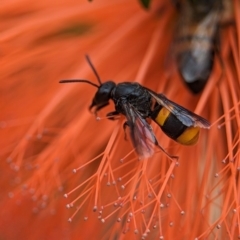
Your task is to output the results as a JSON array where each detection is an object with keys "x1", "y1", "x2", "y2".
[{"x1": 60, "y1": 56, "x2": 210, "y2": 159}]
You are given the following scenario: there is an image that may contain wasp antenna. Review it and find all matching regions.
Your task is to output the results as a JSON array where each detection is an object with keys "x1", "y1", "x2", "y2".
[
  {"x1": 85, "y1": 55, "x2": 103, "y2": 86},
  {"x1": 59, "y1": 79, "x2": 99, "y2": 88}
]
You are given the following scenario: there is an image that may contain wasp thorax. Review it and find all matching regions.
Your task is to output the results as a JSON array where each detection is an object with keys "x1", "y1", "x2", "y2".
[{"x1": 89, "y1": 81, "x2": 116, "y2": 111}]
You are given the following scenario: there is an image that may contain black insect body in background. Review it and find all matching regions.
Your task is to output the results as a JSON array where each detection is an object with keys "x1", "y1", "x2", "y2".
[
  {"x1": 60, "y1": 56, "x2": 210, "y2": 159},
  {"x1": 174, "y1": 0, "x2": 232, "y2": 94}
]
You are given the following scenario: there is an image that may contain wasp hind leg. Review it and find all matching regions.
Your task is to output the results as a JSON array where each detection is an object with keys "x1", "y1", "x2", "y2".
[
  {"x1": 154, "y1": 138, "x2": 179, "y2": 160},
  {"x1": 123, "y1": 121, "x2": 131, "y2": 141},
  {"x1": 144, "y1": 123, "x2": 178, "y2": 160}
]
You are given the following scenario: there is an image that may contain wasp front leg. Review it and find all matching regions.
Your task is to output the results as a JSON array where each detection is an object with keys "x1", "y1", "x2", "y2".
[
  {"x1": 89, "y1": 102, "x2": 110, "y2": 118},
  {"x1": 106, "y1": 111, "x2": 120, "y2": 120}
]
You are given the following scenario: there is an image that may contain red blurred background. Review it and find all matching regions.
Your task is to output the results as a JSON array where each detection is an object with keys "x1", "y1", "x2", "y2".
[{"x1": 1, "y1": 0, "x2": 240, "y2": 239}]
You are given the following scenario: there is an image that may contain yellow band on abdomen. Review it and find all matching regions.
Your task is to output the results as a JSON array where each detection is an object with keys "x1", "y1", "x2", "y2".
[
  {"x1": 176, "y1": 126, "x2": 200, "y2": 145},
  {"x1": 155, "y1": 107, "x2": 171, "y2": 126}
]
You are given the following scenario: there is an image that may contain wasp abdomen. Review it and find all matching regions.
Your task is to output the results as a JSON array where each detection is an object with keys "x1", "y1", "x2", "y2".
[
  {"x1": 176, "y1": 126, "x2": 200, "y2": 145},
  {"x1": 151, "y1": 105, "x2": 200, "y2": 145}
]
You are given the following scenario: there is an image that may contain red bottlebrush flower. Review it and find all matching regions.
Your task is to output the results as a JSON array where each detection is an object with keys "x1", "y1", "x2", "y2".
[{"x1": 0, "y1": 0, "x2": 239, "y2": 239}]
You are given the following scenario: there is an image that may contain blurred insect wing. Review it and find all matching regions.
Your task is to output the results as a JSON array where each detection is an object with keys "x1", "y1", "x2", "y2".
[{"x1": 122, "y1": 102, "x2": 157, "y2": 159}]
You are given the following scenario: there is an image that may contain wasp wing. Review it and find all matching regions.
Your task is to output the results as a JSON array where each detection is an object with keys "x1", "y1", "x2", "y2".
[
  {"x1": 148, "y1": 91, "x2": 210, "y2": 128},
  {"x1": 121, "y1": 102, "x2": 161, "y2": 159}
]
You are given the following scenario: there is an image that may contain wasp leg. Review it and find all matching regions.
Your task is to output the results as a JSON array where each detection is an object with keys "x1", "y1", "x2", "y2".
[
  {"x1": 106, "y1": 111, "x2": 120, "y2": 120},
  {"x1": 143, "y1": 121, "x2": 179, "y2": 160},
  {"x1": 123, "y1": 121, "x2": 130, "y2": 141},
  {"x1": 89, "y1": 103, "x2": 109, "y2": 117},
  {"x1": 154, "y1": 138, "x2": 179, "y2": 160}
]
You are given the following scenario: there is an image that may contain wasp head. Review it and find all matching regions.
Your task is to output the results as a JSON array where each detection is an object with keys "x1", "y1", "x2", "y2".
[
  {"x1": 59, "y1": 56, "x2": 117, "y2": 114},
  {"x1": 89, "y1": 81, "x2": 116, "y2": 113}
]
